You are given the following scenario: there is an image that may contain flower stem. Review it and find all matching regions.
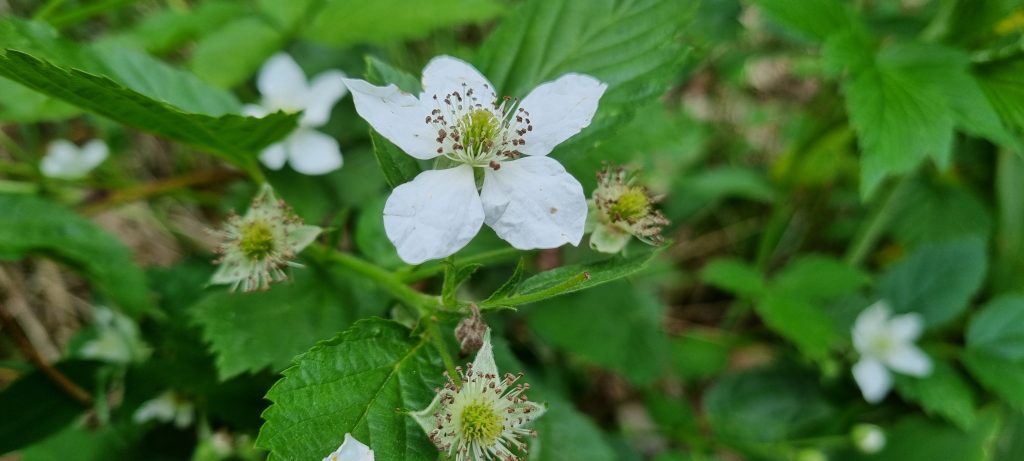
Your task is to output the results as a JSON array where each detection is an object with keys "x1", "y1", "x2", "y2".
[
  {"x1": 310, "y1": 245, "x2": 438, "y2": 313},
  {"x1": 425, "y1": 319, "x2": 462, "y2": 387},
  {"x1": 396, "y1": 247, "x2": 524, "y2": 282}
]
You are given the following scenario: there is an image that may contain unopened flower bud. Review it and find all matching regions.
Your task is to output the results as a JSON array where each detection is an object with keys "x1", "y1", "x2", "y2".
[
  {"x1": 851, "y1": 423, "x2": 886, "y2": 454},
  {"x1": 454, "y1": 305, "x2": 487, "y2": 356},
  {"x1": 795, "y1": 448, "x2": 827, "y2": 461}
]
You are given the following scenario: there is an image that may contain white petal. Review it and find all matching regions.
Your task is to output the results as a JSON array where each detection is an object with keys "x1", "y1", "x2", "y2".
[
  {"x1": 287, "y1": 225, "x2": 322, "y2": 253},
  {"x1": 80, "y1": 139, "x2": 108, "y2": 169},
  {"x1": 852, "y1": 358, "x2": 892, "y2": 404},
  {"x1": 285, "y1": 129, "x2": 343, "y2": 175},
  {"x1": 471, "y1": 329, "x2": 498, "y2": 377},
  {"x1": 420, "y1": 55, "x2": 497, "y2": 103},
  {"x1": 518, "y1": 73, "x2": 607, "y2": 156},
  {"x1": 301, "y1": 70, "x2": 348, "y2": 127},
  {"x1": 243, "y1": 103, "x2": 270, "y2": 118},
  {"x1": 343, "y1": 78, "x2": 439, "y2": 160},
  {"x1": 324, "y1": 434, "x2": 374, "y2": 461},
  {"x1": 481, "y1": 156, "x2": 587, "y2": 249},
  {"x1": 888, "y1": 312, "x2": 924, "y2": 342},
  {"x1": 258, "y1": 142, "x2": 288, "y2": 170},
  {"x1": 852, "y1": 301, "x2": 892, "y2": 352},
  {"x1": 383, "y1": 165, "x2": 484, "y2": 264},
  {"x1": 590, "y1": 223, "x2": 631, "y2": 253},
  {"x1": 884, "y1": 345, "x2": 932, "y2": 377},
  {"x1": 258, "y1": 53, "x2": 309, "y2": 112}
]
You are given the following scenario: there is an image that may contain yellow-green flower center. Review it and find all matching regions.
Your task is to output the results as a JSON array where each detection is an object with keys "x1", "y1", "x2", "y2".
[
  {"x1": 239, "y1": 221, "x2": 275, "y2": 260},
  {"x1": 459, "y1": 400, "x2": 503, "y2": 445},
  {"x1": 458, "y1": 109, "x2": 500, "y2": 156},
  {"x1": 609, "y1": 188, "x2": 650, "y2": 222}
]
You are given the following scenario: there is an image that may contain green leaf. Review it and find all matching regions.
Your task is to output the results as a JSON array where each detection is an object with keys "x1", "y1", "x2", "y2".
[
  {"x1": 364, "y1": 56, "x2": 422, "y2": 94},
  {"x1": 303, "y1": 0, "x2": 504, "y2": 46},
  {"x1": 0, "y1": 18, "x2": 296, "y2": 172},
  {"x1": 700, "y1": 258, "x2": 765, "y2": 298},
  {"x1": 704, "y1": 367, "x2": 836, "y2": 453},
  {"x1": 475, "y1": 0, "x2": 692, "y2": 150},
  {"x1": 876, "y1": 238, "x2": 987, "y2": 328},
  {"x1": 99, "y1": 1, "x2": 249, "y2": 54},
  {"x1": 0, "y1": 194, "x2": 150, "y2": 316},
  {"x1": 190, "y1": 264, "x2": 382, "y2": 379},
  {"x1": 354, "y1": 196, "x2": 404, "y2": 269},
  {"x1": 0, "y1": 361, "x2": 98, "y2": 455},
  {"x1": 0, "y1": 76, "x2": 78, "y2": 122},
  {"x1": 482, "y1": 257, "x2": 527, "y2": 303},
  {"x1": 189, "y1": 16, "x2": 284, "y2": 88},
  {"x1": 890, "y1": 178, "x2": 992, "y2": 248},
  {"x1": 757, "y1": 292, "x2": 840, "y2": 361},
  {"x1": 893, "y1": 360, "x2": 977, "y2": 430},
  {"x1": 979, "y1": 59, "x2": 1024, "y2": 139},
  {"x1": 669, "y1": 331, "x2": 730, "y2": 381},
  {"x1": 256, "y1": 319, "x2": 443, "y2": 461},
  {"x1": 482, "y1": 247, "x2": 660, "y2": 308},
  {"x1": 771, "y1": 255, "x2": 870, "y2": 301},
  {"x1": 527, "y1": 282, "x2": 668, "y2": 385},
  {"x1": 852, "y1": 411, "x2": 1000, "y2": 461},
  {"x1": 530, "y1": 397, "x2": 618, "y2": 461},
  {"x1": 19, "y1": 424, "x2": 129, "y2": 461},
  {"x1": 752, "y1": 0, "x2": 857, "y2": 42},
  {"x1": 963, "y1": 296, "x2": 1024, "y2": 410},
  {"x1": 370, "y1": 129, "x2": 422, "y2": 189},
  {"x1": 441, "y1": 261, "x2": 482, "y2": 307}
]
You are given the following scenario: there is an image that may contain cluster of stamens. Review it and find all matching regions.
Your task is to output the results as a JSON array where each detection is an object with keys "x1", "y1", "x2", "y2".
[
  {"x1": 593, "y1": 165, "x2": 670, "y2": 244},
  {"x1": 424, "y1": 82, "x2": 534, "y2": 169},
  {"x1": 212, "y1": 192, "x2": 304, "y2": 292},
  {"x1": 426, "y1": 363, "x2": 539, "y2": 461}
]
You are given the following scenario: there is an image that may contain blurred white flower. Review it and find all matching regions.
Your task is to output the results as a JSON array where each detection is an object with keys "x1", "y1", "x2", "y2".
[
  {"x1": 245, "y1": 53, "x2": 347, "y2": 175},
  {"x1": 133, "y1": 390, "x2": 195, "y2": 428},
  {"x1": 323, "y1": 434, "x2": 374, "y2": 461},
  {"x1": 78, "y1": 306, "x2": 150, "y2": 364},
  {"x1": 851, "y1": 301, "x2": 932, "y2": 403},
  {"x1": 851, "y1": 423, "x2": 886, "y2": 454},
  {"x1": 209, "y1": 184, "x2": 320, "y2": 292},
  {"x1": 344, "y1": 56, "x2": 606, "y2": 264},
  {"x1": 40, "y1": 139, "x2": 108, "y2": 179},
  {"x1": 412, "y1": 329, "x2": 544, "y2": 460}
]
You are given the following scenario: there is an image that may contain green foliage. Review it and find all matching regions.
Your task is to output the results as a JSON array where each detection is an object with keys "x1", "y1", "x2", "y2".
[
  {"x1": 843, "y1": 411, "x2": 1000, "y2": 461},
  {"x1": 188, "y1": 17, "x2": 284, "y2": 88},
  {"x1": 191, "y1": 264, "x2": 382, "y2": 379},
  {"x1": 893, "y1": 360, "x2": 977, "y2": 429},
  {"x1": 256, "y1": 319, "x2": 443, "y2": 460},
  {"x1": 876, "y1": 238, "x2": 987, "y2": 328},
  {"x1": 753, "y1": 0, "x2": 856, "y2": 42},
  {"x1": 0, "y1": 361, "x2": 98, "y2": 455},
  {"x1": 963, "y1": 296, "x2": 1024, "y2": 410},
  {"x1": 303, "y1": 0, "x2": 504, "y2": 46},
  {"x1": 370, "y1": 130, "x2": 422, "y2": 189},
  {"x1": 0, "y1": 194, "x2": 150, "y2": 316}
]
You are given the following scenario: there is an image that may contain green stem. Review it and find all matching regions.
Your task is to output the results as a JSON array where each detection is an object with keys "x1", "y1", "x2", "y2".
[
  {"x1": 310, "y1": 246, "x2": 438, "y2": 313},
  {"x1": 397, "y1": 247, "x2": 523, "y2": 282},
  {"x1": 845, "y1": 175, "x2": 913, "y2": 267},
  {"x1": 32, "y1": 0, "x2": 66, "y2": 20},
  {"x1": 47, "y1": 0, "x2": 142, "y2": 28},
  {"x1": 425, "y1": 320, "x2": 461, "y2": 387},
  {"x1": 754, "y1": 202, "x2": 793, "y2": 271}
]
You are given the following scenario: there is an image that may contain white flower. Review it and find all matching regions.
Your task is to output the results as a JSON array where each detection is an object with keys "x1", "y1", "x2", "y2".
[
  {"x1": 323, "y1": 434, "x2": 374, "y2": 461},
  {"x1": 133, "y1": 390, "x2": 195, "y2": 428},
  {"x1": 78, "y1": 306, "x2": 149, "y2": 364},
  {"x1": 344, "y1": 56, "x2": 607, "y2": 264},
  {"x1": 40, "y1": 139, "x2": 108, "y2": 179},
  {"x1": 851, "y1": 301, "x2": 932, "y2": 403},
  {"x1": 209, "y1": 184, "x2": 321, "y2": 292},
  {"x1": 588, "y1": 164, "x2": 669, "y2": 253},
  {"x1": 412, "y1": 329, "x2": 545, "y2": 461},
  {"x1": 245, "y1": 53, "x2": 347, "y2": 175}
]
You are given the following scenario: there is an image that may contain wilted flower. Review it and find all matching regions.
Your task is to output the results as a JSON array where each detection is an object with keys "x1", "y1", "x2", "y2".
[
  {"x1": 851, "y1": 301, "x2": 932, "y2": 403},
  {"x1": 323, "y1": 434, "x2": 374, "y2": 461},
  {"x1": 412, "y1": 329, "x2": 545, "y2": 460},
  {"x1": 78, "y1": 306, "x2": 149, "y2": 364},
  {"x1": 209, "y1": 184, "x2": 320, "y2": 292},
  {"x1": 344, "y1": 56, "x2": 606, "y2": 263},
  {"x1": 851, "y1": 424, "x2": 886, "y2": 454},
  {"x1": 588, "y1": 164, "x2": 669, "y2": 253},
  {"x1": 40, "y1": 139, "x2": 108, "y2": 179},
  {"x1": 245, "y1": 53, "x2": 347, "y2": 175},
  {"x1": 133, "y1": 390, "x2": 195, "y2": 428}
]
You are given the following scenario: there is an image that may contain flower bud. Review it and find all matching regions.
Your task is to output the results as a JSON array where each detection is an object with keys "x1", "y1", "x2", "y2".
[{"x1": 851, "y1": 423, "x2": 886, "y2": 454}]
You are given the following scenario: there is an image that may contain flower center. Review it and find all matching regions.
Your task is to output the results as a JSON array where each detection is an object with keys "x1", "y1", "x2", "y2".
[
  {"x1": 609, "y1": 188, "x2": 650, "y2": 222},
  {"x1": 459, "y1": 399, "x2": 504, "y2": 445},
  {"x1": 458, "y1": 109, "x2": 500, "y2": 157},
  {"x1": 238, "y1": 221, "x2": 275, "y2": 260},
  {"x1": 868, "y1": 334, "x2": 897, "y2": 356}
]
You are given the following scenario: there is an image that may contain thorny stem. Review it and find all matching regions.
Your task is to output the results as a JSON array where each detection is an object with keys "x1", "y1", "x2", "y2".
[{"x1": 0, "y1": 304, "x2": 92, "y2": 405}]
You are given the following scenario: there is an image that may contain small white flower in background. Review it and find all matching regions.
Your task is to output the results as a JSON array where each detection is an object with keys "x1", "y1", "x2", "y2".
[
  {"x1": 588, "y1": 164, "x2": 669, "y2": 254},
  {"x1": 40, "y1": 139, "x2": 108, "y2": 179},
  {"x1": 209, "y1": 184, "x2": 320, "y2": 292},
  {"x1": 851, "y1": 301, "x2": 932, "y2": 403},
  {"x1": 323, "y1": 434, "x2": 374, "y2": 461},
  {"x1": 78, "y1": 306, "x2": 150, "y2": 364},
  {"x1": 412, "y1": 329, "x2": 545, "y2": 461},
  {"x1": 245, "y1": 53, "x2": 347, "y2": 175},
  {"x1": 133, "y1": 390, "x2": 195, "y2": 429},
  {"x1": 851, "y1": 423, "x2": 886, "y2": 454},
  {"x1": 344, "y1": 56, "x2": 606, "y2": 264}
]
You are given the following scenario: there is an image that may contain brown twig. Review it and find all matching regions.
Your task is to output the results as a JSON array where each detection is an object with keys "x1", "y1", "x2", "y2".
[
  {"x1": 0, "y1": 303, "x2": 93, "y2": 405},
  {"x1": 78, "y1": 168, "x2": 245, "y2": 215}
]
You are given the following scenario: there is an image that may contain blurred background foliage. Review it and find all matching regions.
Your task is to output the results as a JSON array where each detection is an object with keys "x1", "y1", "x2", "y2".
[{"x1": 1, "y1": 0, "x2": 1024, "y2": 460}]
